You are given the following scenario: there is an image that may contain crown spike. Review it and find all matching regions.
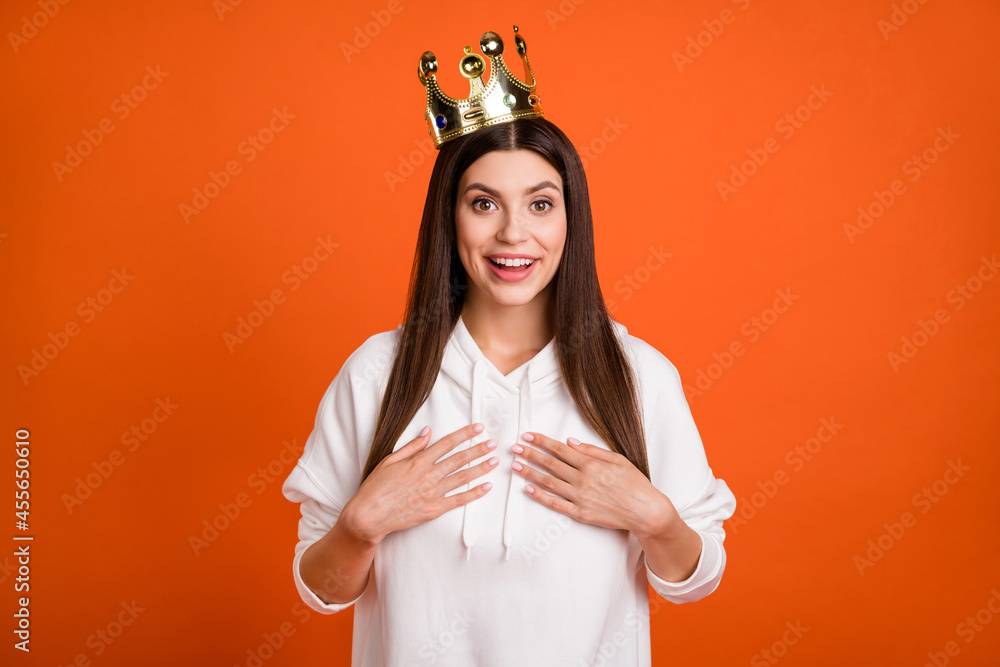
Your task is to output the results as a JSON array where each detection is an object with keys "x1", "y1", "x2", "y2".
[
  {"x1": 417, "y1": 25, "x2": 544, "y2": 149},
  {"x1": 514, "y1": 25, "x2": 526, "y2": 56},
  {"x1": 459, "y1": 45, "x2": 487, "y2": 98},
  {"x1": 418, "y1": 51, "x2": 437, "y2": 84},
  {"x1": 481, "y1": 31, "x2": 503, "y2": 56},
  {"x1": 510, "y1": 24, "x2": 535, "y2": 87}
]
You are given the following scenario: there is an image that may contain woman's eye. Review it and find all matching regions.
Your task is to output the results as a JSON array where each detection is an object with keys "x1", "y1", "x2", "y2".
[{"x1": 471, "y1": 198, "x2": 553, "y2": 213}]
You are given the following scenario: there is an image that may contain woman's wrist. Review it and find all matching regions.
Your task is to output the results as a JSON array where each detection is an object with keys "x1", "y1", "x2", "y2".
[
  {"x1": 628, "y1": 490, "x2": 681, "y2": 543},
  {"x1": 299, "y1": 503, "x2": 382, "y2": 605},
  {"x1": 337, "y1": 499, "x2": 382, "y2": 548}
]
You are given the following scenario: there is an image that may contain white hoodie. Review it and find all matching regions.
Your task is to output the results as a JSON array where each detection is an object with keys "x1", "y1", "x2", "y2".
[{"x1": 282, "y1": 313, "x2": 737, "y2": 666}]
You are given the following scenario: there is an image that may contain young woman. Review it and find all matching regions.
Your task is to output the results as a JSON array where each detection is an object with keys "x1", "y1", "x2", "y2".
[{"x1": 283, "y1": 27, "x2": 736, "y2": 667}]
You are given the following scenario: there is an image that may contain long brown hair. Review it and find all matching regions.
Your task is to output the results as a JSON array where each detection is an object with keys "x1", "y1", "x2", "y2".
[{"x1": 360, "y1": 117, "x2": 649, "y2": 482}]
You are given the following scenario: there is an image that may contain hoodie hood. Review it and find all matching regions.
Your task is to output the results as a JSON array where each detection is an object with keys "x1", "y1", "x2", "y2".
[{"x1": 438, "y1": 313, "x2": 629, "y2": 562}]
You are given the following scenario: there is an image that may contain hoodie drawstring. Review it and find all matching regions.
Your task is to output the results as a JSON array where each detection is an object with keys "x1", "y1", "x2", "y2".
[
  {"x1": 502, "y1": 367, "x2": 533, "y2": 561},
  {"x1": 462, "y1": 358, "x2": 487, "y2": 561},
  {"x1": 461, "y1": 356, "x2": 534, "y2": 561}
]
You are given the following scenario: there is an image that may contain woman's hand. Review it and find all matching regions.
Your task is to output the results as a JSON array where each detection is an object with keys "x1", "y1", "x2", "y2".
[
  {"x1": 509, "y1": 431, "x2": 679, "y2": 541},
  {"x1": 511, "y1": 431, "x2": 703, "y2": 581},
  {"x1": 339, "y1": 423, "x2": 499, "y2": 545}
]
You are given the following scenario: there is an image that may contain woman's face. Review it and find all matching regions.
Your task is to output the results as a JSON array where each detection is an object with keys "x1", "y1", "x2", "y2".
[{"x1": 454, "y1": 149, "x2": 567, "y2": 309}]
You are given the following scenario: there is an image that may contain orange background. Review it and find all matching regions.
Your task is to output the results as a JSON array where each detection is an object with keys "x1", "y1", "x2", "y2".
[{"x1": 3, "y1": 0, "x2": 999, "y2": 665}]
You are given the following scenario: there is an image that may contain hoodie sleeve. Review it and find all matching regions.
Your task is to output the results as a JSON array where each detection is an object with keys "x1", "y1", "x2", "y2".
[
  {"x1": 281, "y1": 331, "x2": 394, "y2": 614},
  {"x1": 628, "y1": 336, "x2": 737, "y2": 604}
]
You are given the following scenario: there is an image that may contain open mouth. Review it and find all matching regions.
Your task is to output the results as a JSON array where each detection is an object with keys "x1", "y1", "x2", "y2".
[{"x1": 487, "y1": 257, "x2": 536, "y2": 272}]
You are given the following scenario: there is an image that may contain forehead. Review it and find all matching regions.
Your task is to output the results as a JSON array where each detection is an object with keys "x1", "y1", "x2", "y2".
[{"x1": 458, "y1": 150, "x2": 562, "y2": 191}]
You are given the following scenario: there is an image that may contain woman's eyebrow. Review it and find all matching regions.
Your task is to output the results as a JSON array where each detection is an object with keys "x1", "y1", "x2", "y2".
[{"x1": 463, "y1": 181, "x2": 561, "y2": 198}]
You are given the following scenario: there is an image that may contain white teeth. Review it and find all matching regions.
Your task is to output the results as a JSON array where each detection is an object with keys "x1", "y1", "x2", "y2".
[{"x1": 489, "y1": 257, "x2": 535, "y2": 268}]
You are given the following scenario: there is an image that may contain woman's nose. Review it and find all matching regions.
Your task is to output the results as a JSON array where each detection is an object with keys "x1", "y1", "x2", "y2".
[{"x1": 496, "y1": 211, "x2": 529, "y2": 242}]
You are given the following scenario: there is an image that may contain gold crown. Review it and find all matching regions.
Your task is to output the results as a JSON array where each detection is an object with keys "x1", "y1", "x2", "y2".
[{"x1": 417, "y1": 25, "x2": 544, "y2": 149}]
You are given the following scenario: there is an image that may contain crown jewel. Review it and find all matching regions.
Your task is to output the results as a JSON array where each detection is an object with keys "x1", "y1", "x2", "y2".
[{"x1": 418, "y1": 25, "x2": 544, "y2": 149}]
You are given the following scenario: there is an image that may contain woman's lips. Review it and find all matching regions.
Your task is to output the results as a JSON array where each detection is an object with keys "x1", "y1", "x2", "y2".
[{"x1": 485, "y1": 256, "x2": 537, "y2": 282}]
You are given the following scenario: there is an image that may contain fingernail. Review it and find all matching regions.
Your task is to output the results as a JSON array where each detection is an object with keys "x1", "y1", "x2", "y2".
[
  {"x1": 419, "y1": 425, "x2": 430, "y2": 437},
  {"x1": 525, "y1": 484, "x2": 535, "y2": 494},
  {"x1": 473, "y1": 423, "x2": 485, "y2": 433},
  {"x1": 512, "y1": 461, "x2": 523, "y2": 471},
  {"x1": 522, "y1": 433, "x2": 535, "y2": 442},
  {"x1": 567, "y1": 436, "x2": 580, "y2": 446},
  {"x1": 511, "y1": 444, "x2": 524, "y2": 454},
  {"x1": 485, "y1": 439, "x2": 497, "y2": 450},
  {"x1": 488, "y1": 456, "x2": 499, "y2": 466},
  {"x1": 483, "y1": 482, "x2": 493, "y2": 491}
]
